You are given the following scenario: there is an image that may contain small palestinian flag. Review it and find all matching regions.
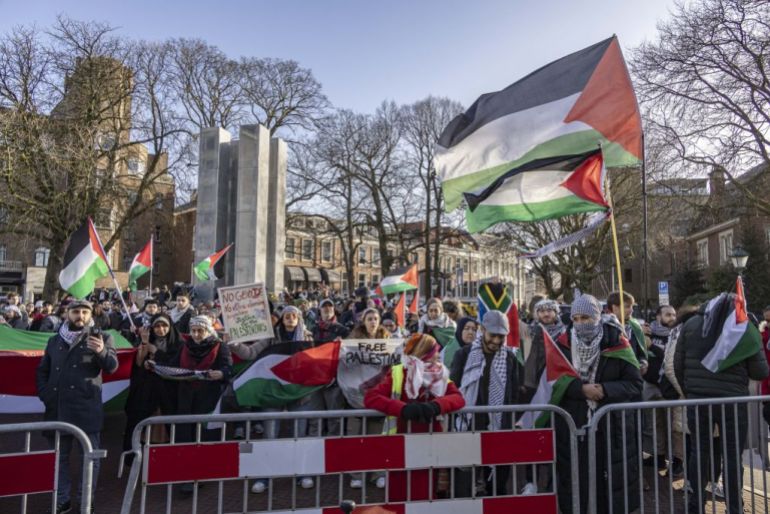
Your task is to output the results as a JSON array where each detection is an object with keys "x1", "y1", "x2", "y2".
[
  {"x1": 128, "y1": 238, "x2": 153, "y2": 290},
  {"x1": 194, "y1": 244, "x2": 232, "y2": 282},
  {"x1": 375, "y1": 264, "x2": 419, "y2": 296},
  {"x1": 409, "y1": 290, "x2": 419, "y2": 315},
  {"x1": 59, "y1": 218, "x2": 110, "y2": 299},
  {"x1": 602, "y1": 333, "x2": 640, "y2": 369},
  {"x1": 477, "y1": 282, "x2": 521, "y2": 361},
  {"x1": 436, "y1": 36, "x2": 641, "y2": 211},
  {"x1": 702, "y1": 277, "x2": 762, "y2": 373},
  {"x1": 395, "y1": 293, "x2": 406, "y2": 328},
  {"x1": 519, "y1": 327, "x2": 579, "y2": 429},
  {"x1": 463, "y1": 150, "x2": 608, "y2": 233}
]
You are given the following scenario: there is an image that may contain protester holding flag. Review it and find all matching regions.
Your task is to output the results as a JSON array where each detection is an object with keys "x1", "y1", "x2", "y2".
[
  {"x1": 674, "y1": 283, "x2": 768, "y2": 514},
  {"x1": 607, "y1": 291, "x2": 649, "y2": 375},
  {"x1": 121, "y1": 313, "x2": 181, "y2": 463},
  {"x1": 418, "y1": 298, "x2": 456, "y2": 338},
  {"x1": 552, "y1": 294, "x2": 642, "y2": 514},
  {"x1": 523, "y1": 299, "x2": 566, "y2": 397},
  {"x1": 451, "y1": 310, "x2": 521, "y2": 496},
  {"x1": 36, "y1": 300, "x2": 119, "y2": 514},
  {"x1": 169, "y1": 293, "x2": 195, "y2": 335},
  {"x1": 365, "y1": 333, "x2": 465, "y2": 500}
]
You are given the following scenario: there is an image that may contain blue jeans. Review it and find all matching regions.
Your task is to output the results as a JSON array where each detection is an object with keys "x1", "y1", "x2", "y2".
[{"x1": 52, "y1": 432, "x2": 101, "y2": 506}]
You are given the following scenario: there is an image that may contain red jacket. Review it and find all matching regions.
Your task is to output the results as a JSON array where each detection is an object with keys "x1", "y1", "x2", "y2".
[
  {"x1": 761, "y1": 327, "x2": 770, "y2": 395},
  {"x1": 364, "y1": 369, "x2": 465, "y2": 433}
]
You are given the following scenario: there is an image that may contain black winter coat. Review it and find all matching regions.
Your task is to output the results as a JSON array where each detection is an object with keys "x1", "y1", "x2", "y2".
[
  {"x1": 171, "y1": 338, "x2": 233, "y2": 418},
  {"x1": 553, "y1": 324, "x2": 643, "y2": 514},
  {"x1": 36, "y1": 331, "x2": 119, "y2": 433},
  {"x1": 312, "y1": 320, "x2": 350, "y2": 343},
  {"x1": 673, "y1": 306, "x2": 768, "y2": 398}
]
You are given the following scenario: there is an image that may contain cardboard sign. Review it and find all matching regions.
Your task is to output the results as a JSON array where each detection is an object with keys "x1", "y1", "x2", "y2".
[
  {"x1": 337, "y1": 338, "x2": 403, "y2": 408},
  {"x1": 218, "y1": 283, "x2": 274, "y2": 343}
]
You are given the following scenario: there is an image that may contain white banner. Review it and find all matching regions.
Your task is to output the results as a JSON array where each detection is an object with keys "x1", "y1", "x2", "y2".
[
  {"x1": 218, "y1": 283, "x2": 274, "y2": 344},
  {"x1": 337, "y1": 338, "x2": 403, "y2": 408}
]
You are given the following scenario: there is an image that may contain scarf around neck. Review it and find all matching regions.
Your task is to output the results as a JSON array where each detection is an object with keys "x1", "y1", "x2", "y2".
[
  {"x1": 403, "y1": 354, "x2": 449, "y2": 400},
  {"x1": 457, "y1": 335, "x2": 509, "y2": 431},
  {"x1": 169, "y1": 304, "x2": 191, "y2": 323},
  {"x1": 59, "y1": 322, "x2": 86, "y2": 346},
  {"x1": 419, "y1": 313, "x2": 455, "y2": 333}
]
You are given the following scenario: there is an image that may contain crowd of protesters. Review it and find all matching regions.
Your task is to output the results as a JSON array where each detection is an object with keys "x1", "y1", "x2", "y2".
[{"x1": 20, "y1": 280, "x2": 770, "y2": 513}]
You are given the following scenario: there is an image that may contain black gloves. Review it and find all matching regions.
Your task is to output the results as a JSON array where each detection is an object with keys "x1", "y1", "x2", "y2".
[
  {"x1": 400, "y1": 403, "x2": 423, "y2": 421},
  {"x1": 400, "y1": 402, "x2": 442, "y2": 423}
]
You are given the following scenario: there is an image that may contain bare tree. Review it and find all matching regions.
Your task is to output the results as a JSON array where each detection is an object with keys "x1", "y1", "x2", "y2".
[{"x1": 632, "y1": 0, "x2": 770, "y2": 211}]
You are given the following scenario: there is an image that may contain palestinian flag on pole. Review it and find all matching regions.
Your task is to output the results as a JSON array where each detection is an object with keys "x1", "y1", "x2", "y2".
[
  {"x1": 375, "y1": 264, "x2": 419, "y2": 296},
  {"x1": 519, "y1": 328, "x2": 578, "y2": 429},
  {"x1": 463, "y1": 150, "x2": 609, "y2": 233},
  {"x1": 436, "y1": 36, "x2": 642, "y2": 212},
  {"x1": 602, "y1": 333, "x2": 640, "y2": 368},
  {"x1": 229, "y1": 341, "x2": 340, "y2": 409},
  {"x1": 409, "y1": 290, "x2": 419, "y2": 315},
  {"x1": 194, "y1": 244, "x2": 232, "y2": 282},
  {"x1": 0, "y1": 326, "x2": 135, "y2": 413},
  {"x1": 59, "y1": 218, "x2": 110, "y2": 299},
  {"x1": 128, "y1": 238, "x2": 153, "y2": 290},
  {"x1": 478, "y1": 282, "x2": 522, "y2": 363},
  {"x1": 395, "y1": 293, "x2": 406, "y2": 328},
  {"x1": 702, "y1": 277, "x2": 762, "y2": 373}
]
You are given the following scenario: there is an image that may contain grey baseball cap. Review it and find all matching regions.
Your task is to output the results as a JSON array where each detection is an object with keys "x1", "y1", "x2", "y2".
[{"x1": 482, "y1": 310, "x2": 509, "y2": 336}]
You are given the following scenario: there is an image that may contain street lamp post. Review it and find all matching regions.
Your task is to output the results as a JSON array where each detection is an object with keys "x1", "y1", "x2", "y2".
[{"x1": 730, "y1": 245, "x2": 749, "y2": 275}]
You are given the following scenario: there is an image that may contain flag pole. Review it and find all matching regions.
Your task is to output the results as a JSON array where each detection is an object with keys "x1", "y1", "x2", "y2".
[
  {"x1": 148, "y1": 234, "x2": 154, "y2": 293},
  {"x1": 90, "y1": 219, "x2": 136, "y2": 331},
  {"x1": 605, "y1": 178, "x2": 626, "y2": 328}
]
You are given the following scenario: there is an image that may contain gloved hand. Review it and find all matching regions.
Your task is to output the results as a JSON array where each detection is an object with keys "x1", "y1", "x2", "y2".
[
  {"x1": 417, "y1": 402, "x2": 442, "y2": 423},
  {"x1": 400, "y1": 403, "x2": 423, "y2": 421}
]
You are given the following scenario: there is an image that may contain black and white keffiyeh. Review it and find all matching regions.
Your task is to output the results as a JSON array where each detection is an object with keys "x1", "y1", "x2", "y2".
[{"x1": 457, "y1": 334, "x2": 510, "y2": 431}]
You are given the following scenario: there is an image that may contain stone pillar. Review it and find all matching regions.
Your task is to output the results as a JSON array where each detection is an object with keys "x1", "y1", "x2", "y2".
[
  {"x1": 194, "y1": 127, "x2": 231, "y2": 288},
  {"x1": 266, "y1": 137, "x2": 287, "y2": 293},
  {"x1": 234, "y1": 125, "x2": 270, "y2": 285}
]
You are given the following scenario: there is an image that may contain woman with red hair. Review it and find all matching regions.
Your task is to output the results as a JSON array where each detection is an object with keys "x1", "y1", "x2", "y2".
[{"x1": 364, "y1": 333, "x2": 465, "y2": 501}]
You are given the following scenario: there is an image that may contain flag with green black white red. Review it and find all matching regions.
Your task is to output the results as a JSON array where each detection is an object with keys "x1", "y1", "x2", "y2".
[
  {"x1": 128, "y1": 238, "x2": 153, "y2": 290},
  {"x1": 702, "y1": 277, "x2": 762, "y2": 373},
  {"x1": 58, "y1": 218, "x2": 110, "y2": 299},
  {"x1": 375, "y1": 264, "x2": 419, "y2": 296},
  {"x1": 194, "y1": 244, "x2": 232, "y2": 282},
  {"x1": 436, "y1": 36, "x2": 641, "y2": 213},
  {"x1": 518, "y1": 327, "x2": 578, "y2": 429},
  {"x1": 602, "y1": 333, "x2": 640, "y2": 368},
  {"x1": 463, "y1": 150, "x2": 609, "y2": 232}
]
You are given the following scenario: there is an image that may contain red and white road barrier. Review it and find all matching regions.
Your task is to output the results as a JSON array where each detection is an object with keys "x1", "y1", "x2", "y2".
[
  {"x1": 144, "y1": 429, "x2": 554, "y2": 484},
  {"x1": 272, "y1": 496, "x2": 558, "y2": 513},
  {"x1": 0, "y1": 451, "x2": 56, "y2": 497}
]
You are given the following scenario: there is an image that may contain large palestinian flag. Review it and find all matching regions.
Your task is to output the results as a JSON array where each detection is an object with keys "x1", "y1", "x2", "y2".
[
  {"x1": 519, "y1": 327, "x2": 578, "y2": 429},
  {"x1": 702, "y1": 277, "x2": 762, "y2": 373},
  {"x1": 436, "y1": 36, "x2": 642, "y2": 211},
  {"x1": 229, "y1": 341, "x2": 340, "y2": 409},
  {"x1": 0, "y1": 326, "x2": 135, "y2": 413},
  {"x1": 375, "y1": 264, "x2": 419, "y2": 296},
  {"x1": 477, "y1": 282, "x2": 521, "y2": 361},
  {"x1": 128, "y1": 238, "x2": 153, "y2": 290},
  {"x1": 59, "y1": 218, "x2": 111, "y2": 299},
  {"x1": 463, "y1": 150, "x2": 608, "y2": 232}
]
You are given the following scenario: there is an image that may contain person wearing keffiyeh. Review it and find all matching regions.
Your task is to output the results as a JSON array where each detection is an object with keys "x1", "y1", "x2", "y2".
[
  {"x1": 553, "y1": 293, "x2": 643, "y2": 514},
  {"x1": 523, "y1": 299, "x2": 567, "y2": 396},
  {"x1": 365, "y1": 333, "x2": 465, "y2": 501}
]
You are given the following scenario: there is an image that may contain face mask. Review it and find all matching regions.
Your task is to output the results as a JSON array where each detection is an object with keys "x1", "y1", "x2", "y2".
[{"x1": 574, "y1": 321, "x2": 601, "y2": 342}]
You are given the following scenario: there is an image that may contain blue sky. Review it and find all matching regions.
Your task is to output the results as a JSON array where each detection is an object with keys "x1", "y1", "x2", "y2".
[{"x1": 0, "y1": 0, "x2": 676, "y2": 112}]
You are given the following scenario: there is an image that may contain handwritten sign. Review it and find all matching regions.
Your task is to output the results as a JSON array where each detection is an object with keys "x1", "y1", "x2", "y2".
[
  {"x1": 337, "y1": 338, "x2": 403, "y2": 408},
  {"x1": 218, "y1": 283, "x2": 274, "y2": 344}
]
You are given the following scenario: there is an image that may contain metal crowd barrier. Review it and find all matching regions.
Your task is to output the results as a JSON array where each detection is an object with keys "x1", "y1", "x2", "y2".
[
  {"x1": 586, "y1": 395, "x2": 770, "y2": 514},
  {"x1": 0, "y1": 420, "x2": 102, "y2": 514},
  {"x1": 119, "y1": 405, "x2": 580, "y2": 514}
]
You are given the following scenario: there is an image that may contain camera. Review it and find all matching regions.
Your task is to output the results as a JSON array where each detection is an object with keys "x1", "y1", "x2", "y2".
[{"x1": 89, "y1": 326, "x2": 102, "y2": 338}]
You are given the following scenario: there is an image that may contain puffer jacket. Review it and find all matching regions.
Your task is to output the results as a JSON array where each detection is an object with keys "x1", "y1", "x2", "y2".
[{"x1": 673, "y1": 305, "x2": 769, "y2": 398}]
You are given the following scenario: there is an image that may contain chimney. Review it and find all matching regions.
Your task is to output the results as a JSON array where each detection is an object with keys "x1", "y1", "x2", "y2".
[{"x1": 709, "y1": 166, "x2": 726, "y2": 198}]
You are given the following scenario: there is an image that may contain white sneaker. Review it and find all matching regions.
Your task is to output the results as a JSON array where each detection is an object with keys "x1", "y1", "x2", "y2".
[
  {"x1": 349, "y1": 479, "x2": 363, "y2": 489},
  {"x1": 233, "y1": 427, "x2": 245, "y2": 440},
  {"x1": 251, "y1": 480, "x2": 267, "y2": 494},
  {"x1": 300, "y1": 477, "x2": 314, "y2": 489},
  {"x1": 375, "y1": 476, "x2": 386, "y2": 489},
  {"x1": 521, "y1": 482, "x2": 538, "y2": 495},
  {"x1": 706, "y1": 481, "x2": 724, "y2": 498}
]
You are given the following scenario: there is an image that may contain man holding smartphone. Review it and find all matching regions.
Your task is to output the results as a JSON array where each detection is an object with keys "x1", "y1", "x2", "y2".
[{"x1": 36, "y1": 300, "x2": 119, "y2": 514}]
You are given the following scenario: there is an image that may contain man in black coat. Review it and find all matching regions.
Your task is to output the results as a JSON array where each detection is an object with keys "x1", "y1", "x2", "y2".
[
  {"x1": 312, "y1": 299, "x2": 350, "y2": 343},
  {"x1": 36, "y1": 300, "x2": 119, "y2": 513},
  {"x1": 674, "y1": 293, "x2": 769, "y2": 514}
]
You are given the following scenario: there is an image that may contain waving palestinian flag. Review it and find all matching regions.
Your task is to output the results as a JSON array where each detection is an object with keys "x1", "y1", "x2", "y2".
[
  {"x1": 702, "y1": 277, "x2": 762, "y2": 373},
  {"x1": 194, "y1": 244, "x2": 232, "y2": 282},
  {"x1": 58, "y1": 218, "x2": 111, "y2": 299},
  {"x1": 519, "y1": 327, "x2": 578, "y2": 429},
  {"x1": 375, "y1": 264, "x2": 419, "y2": 296},
  {"x1": 128, "y1": 238, "x2": 153, "y2": 290},
  {"x1": 436, "y1": 36, "x2": 641, "y2": 212}
]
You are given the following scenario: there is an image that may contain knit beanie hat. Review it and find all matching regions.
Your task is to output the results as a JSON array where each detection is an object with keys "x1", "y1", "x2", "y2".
[
  {"x1": 571, "y1": 294, "x2": 601, "y2": 320},
  {"x1": 404, "y1": 333, "x2": 440, "y2": 362},
  {"x1": 535, "y1": 299, "x2": 560, "y2": 314},
  {"x1": 189, "y1": 315, "x2": 214, "y2": 333}
]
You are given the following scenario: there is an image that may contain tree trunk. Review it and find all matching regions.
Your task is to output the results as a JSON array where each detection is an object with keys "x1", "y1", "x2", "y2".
[
  {"x1": 42, "y1": 238, "x2": 66, "y2": 301},
  {"x1": 423, "y1": 181, "x2": 432, "y2": 298}
]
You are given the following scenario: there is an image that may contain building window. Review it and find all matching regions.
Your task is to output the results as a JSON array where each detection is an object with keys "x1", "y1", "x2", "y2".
[
  {"x1": 358, "y1": 273, "x2": 367, "y2": 288},
  {"x1": 359, "y1": 247, "x2": 367, "y2": 264},
  {"x1": 127, "y1": 159, "x2": 145, "y2": 175},
  {"x1": 322, "y1": 241, "x2": 332, "y2": 262},
  {"x1": 372, "y1": 248, "x2": 381, "y2": 265},
  {"x1": 155, "y1": 193, "x2": 164, "y2": 210},
  {"x1": 341, "y1": 277, "x2": 348, "y2": 293},
  {"x1": 285, "y1": 238, "x2": 296, "y2": 259},
  {"x1": 624, "y1": 268, "x2": 633, "y2": 284},
  {"x1": 371, "y1": 274, "x2": 380, "y2": 287},
  {"x1": 0, "y1": 245, "x2": 6, "y2": 262},
  {"x1": 696, "y1": 238, "x2": 709, "y2": 267},
  {"x1": 718, "y1": 229, "x2": 734, "y2": 265},
  {"x1": 34, "y1": 247, "x2": 50, "y2": 267},
  {"x1": 302, "y1": 239, "x2": 313, "y2": 261},
  {"x1": 154, "y1": 225, "x2": 162, "y2": 243}
]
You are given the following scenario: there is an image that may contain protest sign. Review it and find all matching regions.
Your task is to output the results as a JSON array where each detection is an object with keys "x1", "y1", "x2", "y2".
[
  {"x1": 218, "y1": 283, "x2": 274, "y2": 343},
  {"x1": 337, "y1": 338, "x2": 403, "y2": 408}
]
